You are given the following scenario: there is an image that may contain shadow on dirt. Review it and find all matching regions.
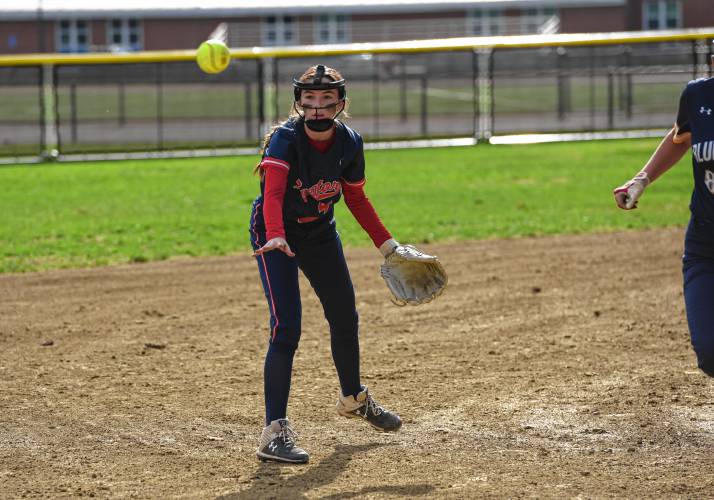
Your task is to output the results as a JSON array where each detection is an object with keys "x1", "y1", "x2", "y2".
[{"x1": 217, "y1": 442, "x2": 435, "y2": 499}]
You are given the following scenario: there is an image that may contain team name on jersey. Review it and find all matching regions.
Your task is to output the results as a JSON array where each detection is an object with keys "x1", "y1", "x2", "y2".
[
  {"x1": 293, "y1": 179, "x2": 342, "y2": 203},
  {"x1": 692, "y1": 141, "x2": 714, "y2": 163}
]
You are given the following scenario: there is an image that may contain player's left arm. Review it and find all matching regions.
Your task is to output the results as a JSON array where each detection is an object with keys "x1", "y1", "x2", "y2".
[
  {"x1": 341, "y1": 136, "x2": 447, "y2": 305},
  {"x1": 340, "y1": 135, "x2": 399, "y2": 256},
  {"x1": 341, "y1": 179, "x2": 398, "y2": 255}
]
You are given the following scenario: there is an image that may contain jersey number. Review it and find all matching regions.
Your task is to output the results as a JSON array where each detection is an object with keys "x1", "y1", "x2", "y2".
[{"x1": 706, "y1": 169, "x2": 714, "y2": 194}]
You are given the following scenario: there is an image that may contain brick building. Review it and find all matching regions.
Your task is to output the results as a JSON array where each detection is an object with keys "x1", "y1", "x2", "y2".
[{"x1": 1, "y1": 0, "x2": 713, "y2": 54}]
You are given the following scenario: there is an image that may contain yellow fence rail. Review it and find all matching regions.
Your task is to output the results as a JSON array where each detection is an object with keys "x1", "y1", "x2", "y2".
[{"x1": 1, "y1": 28, "x2": 713, "y2": 66}]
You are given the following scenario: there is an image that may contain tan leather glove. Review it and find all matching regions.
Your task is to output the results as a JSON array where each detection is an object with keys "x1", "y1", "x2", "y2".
[{"x1": 380, "y1": 244, "x2": 448, "y2": 306}]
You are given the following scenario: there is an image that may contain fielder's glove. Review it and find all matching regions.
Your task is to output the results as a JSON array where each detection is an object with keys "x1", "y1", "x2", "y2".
[
  {"x1": 379, "y1": 239, "x2": 448, "y2": 306},
  {"x1": 613, "y1": 171, "x2": 650, "y2": 210}
]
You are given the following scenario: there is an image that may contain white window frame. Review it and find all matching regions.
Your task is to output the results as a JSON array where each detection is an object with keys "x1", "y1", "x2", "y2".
[
  {"x1": 314, "y1": 14, "x2": 350, "y2": 44},
  {"x1": 56, "y1": 19, "x2": 91, "y2": 53},
  {"x1": 107, "y1": 18, "x2": 143, "y2": 52},
  {"x1": 262, "y1": 15, "x2": 297, "y2": 46},
  {"x1": 642, "y1": 0, "x2": 682, "y2": 30},
  {"x1": 521, "y1": 7, "x2": 559, "y2": 34},
  {"x1": 468, "y1": 9, "x2": 504, "y2": 36}
]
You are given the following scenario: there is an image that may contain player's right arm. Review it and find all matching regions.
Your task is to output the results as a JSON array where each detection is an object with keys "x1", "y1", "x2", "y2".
[
  {"x1": 253, "y1": 160, "x2": 295, "y2": 257},
  {"x1": 613, "y1": 85, "x2": 692, "y2": 210},
  {"x1": 254, "y1": 128, "x2": 296, "y2": 257}
]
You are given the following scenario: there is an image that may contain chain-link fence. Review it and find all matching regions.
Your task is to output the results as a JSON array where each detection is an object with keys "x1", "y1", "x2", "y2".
[
  {"x1": 1, "y1": 34, "x2": 712, "y2": 160},
  {"x1": 53, "y1": 61, "x2": 262, "y2": 154},
  {"x1": 0, "y1": 66, "x2": 43, "y2": 157}
]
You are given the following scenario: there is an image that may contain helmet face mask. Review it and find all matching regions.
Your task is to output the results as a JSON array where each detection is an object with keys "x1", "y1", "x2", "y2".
[{"x1": 293, "y1": 65, "x2": 346, "y2": 132}]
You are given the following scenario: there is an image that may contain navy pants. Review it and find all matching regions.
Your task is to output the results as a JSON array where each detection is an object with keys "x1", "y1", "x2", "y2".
[
  {"x1": 250, "y1": 200, "x2": 362, "y2": 422},
  {"x1": 683, "y1": 255, "x2": 714, "y2": 377},
  {"x1": 683, "y1": 218, "x2": 714, "y2": 377}
]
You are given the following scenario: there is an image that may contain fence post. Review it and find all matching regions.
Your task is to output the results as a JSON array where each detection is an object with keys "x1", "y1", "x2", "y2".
[
  {"x1": 556, "y1": 47, "x2": 569, "y2": 120},
  {"x1": 52, "y1": 65, "x2": 61, "y2": 155},
  {"x1": 118, "y1": 80, "x2": 126, "y2": 127},
  {"x1": 372, "y1": 55, "x2": 380, "y2": 139},
  {"x1": 489, "y1": 48, "x2": 495, "y2": 138},
  {"x1": 40, "y1": 63, "x2": 59, "y2": 160},
  {"x1": 625, "y1": 48, "x2": 633, "y2": 120},
  {"x1": 694, "y1": 38, "x2": 709, "y2": 79},
  {"x1": 257, "y1": 59, "x2": 265, "y2": 141},
  {"x1": 607, "y1": 69, "x2": 614, "y2": 130},
  {"x1": 420, "y1": 74, "x2": 427, "y2": 137},
  {"x1": 261, "y1": 57, "x2": 275, "y2": 135},
  {"x1": 37, "y1": 66, "x2": 45, "y2": 156},
  {"x1": 272, "y1": 57, "x2": 279, "y2": 124},
  {"x1": 70, "y1": 82, "x2": 78, "y2": 144},
  {"x1": 692, "y1": 40, "x2": 697, "y2": 80},
  {"x1": 589, "y1": 46, "x2": 596, "y2": 131},
  {"x1": 472, "y1": 48, "x2": 479, "y2": 139},
  {"x1": 245, "y1": 82, "x2": 253, "y2": 141},
  {"x1": 156, "y1": 62, "x2": 164, "y2": 150},
  {"x1": 617, "y1": 47, "x2": 625, "y2": 113},
  {"x1": 400, "y1": 55, "x2": 407, "y2": 123},
  {"x1": 476, "y1": 48, "x2": 493, "y2": 141}
]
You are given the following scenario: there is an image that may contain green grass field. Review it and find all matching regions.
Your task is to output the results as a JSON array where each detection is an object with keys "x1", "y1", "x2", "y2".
[{"x1": 0, "y1": 138, "x2": 692, "y2": 273}]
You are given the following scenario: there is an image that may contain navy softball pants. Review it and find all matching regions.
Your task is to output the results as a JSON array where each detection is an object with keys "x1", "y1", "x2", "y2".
[
  {"x1": 683, "y1": 217, "x2": 714, "y2": 377},
  {"x1": 683, "y1": 254, "x2": 714, "y2": 377},
  {"x1": 250, "y1": 204, "x2": 362, "y2": 423}
]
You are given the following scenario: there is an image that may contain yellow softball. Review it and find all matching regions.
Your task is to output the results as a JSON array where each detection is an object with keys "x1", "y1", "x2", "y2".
[{"x1": 196, "y1": 39, "x2": 230, "y2": 74}]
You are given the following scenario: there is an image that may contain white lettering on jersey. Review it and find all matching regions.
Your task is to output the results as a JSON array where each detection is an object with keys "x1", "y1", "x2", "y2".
[
  {"x1": 705, "y1": 170, "x2": 714, "y2": 194},
  {"x1": 693, "y1": 141, "x2": 714, "y2": 163}
]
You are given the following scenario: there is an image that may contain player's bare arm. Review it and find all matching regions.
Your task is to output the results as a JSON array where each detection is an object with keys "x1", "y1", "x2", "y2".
[{"x1": 613, "y1": 127, "x2": 690, "y2": 210}]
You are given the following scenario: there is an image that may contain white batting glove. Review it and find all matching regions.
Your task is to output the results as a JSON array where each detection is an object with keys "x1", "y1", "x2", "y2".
[{"x1": 613, "y1": 171, "x2": 650, "y2": 210}]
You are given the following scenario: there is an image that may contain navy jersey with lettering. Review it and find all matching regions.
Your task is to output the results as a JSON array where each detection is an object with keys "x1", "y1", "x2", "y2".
[
  {"x1": 260, "y1": 118, "x2": 365, "y2": 224},
  {"x1": 675, "y1": 78, "x2": 714, "y2": 222},
  {"x1": 675, "y1": 77, "x2": 714, "y2": 377}
]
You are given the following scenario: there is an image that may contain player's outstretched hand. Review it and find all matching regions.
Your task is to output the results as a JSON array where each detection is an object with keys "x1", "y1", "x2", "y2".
[
  {"x1": 253, "y1": 237, "x2": 295, "y2": 257},
  {"x1": 613, "y1": 171, "x2": 650, "y2": 210}
]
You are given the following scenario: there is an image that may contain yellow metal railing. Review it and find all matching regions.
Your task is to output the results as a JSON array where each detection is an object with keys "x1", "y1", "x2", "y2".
[{"x1": 0, "y1": 28, "x2": 713, "y2": 66}]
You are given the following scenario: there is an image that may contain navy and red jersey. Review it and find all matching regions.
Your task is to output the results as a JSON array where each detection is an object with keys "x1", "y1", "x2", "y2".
[
  {"x1": 260, "y1": 118, "x2": 365, "y2": 223},
  {"x1": 254, "y1": 117, "x2": 391, "y2": 247},
  {"x1": 674, "y1": 77, "x2": 714, "y2": 224}
]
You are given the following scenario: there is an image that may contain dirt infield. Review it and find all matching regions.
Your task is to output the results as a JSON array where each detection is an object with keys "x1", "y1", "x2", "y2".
[{"x1": 1, "y1": 228, "x2": 712, "y2": 499}]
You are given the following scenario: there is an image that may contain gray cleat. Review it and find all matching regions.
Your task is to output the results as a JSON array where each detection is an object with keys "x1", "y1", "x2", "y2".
[
  {"x1": 336, "y1": 387, "x2": 402, "y2": 432},
  {"x1": 256, "y1": 418, "x2": 309, "y2": 464}
]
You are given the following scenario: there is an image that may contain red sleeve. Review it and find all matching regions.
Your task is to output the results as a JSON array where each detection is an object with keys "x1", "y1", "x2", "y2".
[
  {"x1": 341, "y1": 178, "x2": 392, "y2": 248},
  {"x1": 261, "y1": 157, "x2": 289, "y2": 241}
]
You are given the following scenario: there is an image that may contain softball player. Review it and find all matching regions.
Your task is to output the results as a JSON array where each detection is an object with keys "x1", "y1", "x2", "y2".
[
  {"x1": 250, "y1": 65, "x2": 402, "y2": 464},
  {"x1": 613, "y1": 73, "x2": 714, "y2": 379}
]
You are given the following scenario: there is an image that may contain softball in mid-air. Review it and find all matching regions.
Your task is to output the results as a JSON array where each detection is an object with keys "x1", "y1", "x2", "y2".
[{"x1": 196, "y1": 39, "x2": 230, "y2": 74}]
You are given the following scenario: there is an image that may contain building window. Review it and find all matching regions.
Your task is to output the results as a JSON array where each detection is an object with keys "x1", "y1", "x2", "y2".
[
  {"x1": 262, "y1": 16, "x2": 297, "y2": 46},
  {"x1": 107, "y1": 18, "x2": 143, "y2": 51},
  {"x1": 643, "y1": 0, "x2": 681, "y2": 29},
  {"x1": 469, "y1": 9, "x2": 504, "y2": 36},
  {"x1": 315, "y1": 14, "x2": 349, "y2": 44},
  {"x1": 56, "y1": 19, "x2": 90, "y2": 53},
  {"x1": 521, "y1": 8, "x2": 559, "y2": 34}
]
